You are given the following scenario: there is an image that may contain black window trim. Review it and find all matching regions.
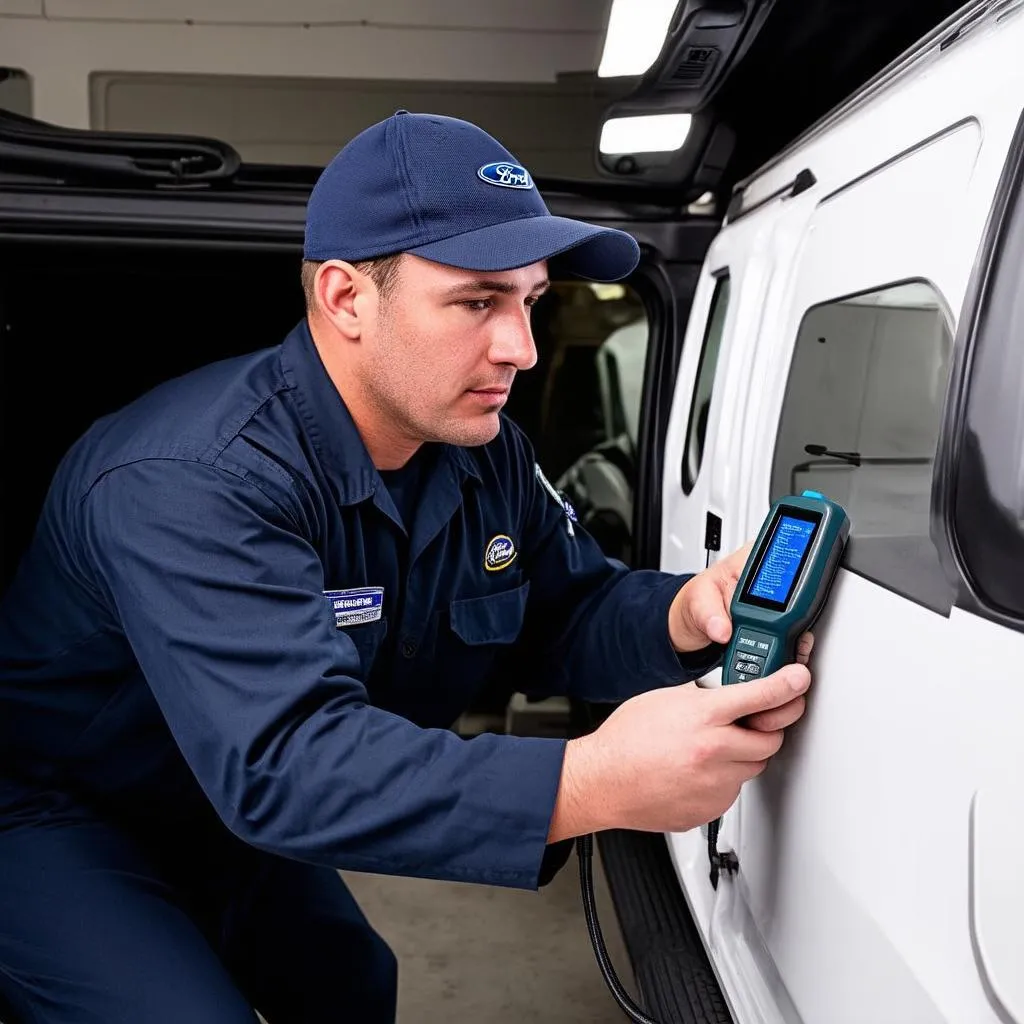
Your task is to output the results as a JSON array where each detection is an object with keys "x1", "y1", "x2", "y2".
[
  {"x1": 771, "y1": 276, "x2": 959, "y2": 615},
  {"x1": 631, "y1": 255, "x2": 678, "y2": 570},
  {"x1": 632, "y1": 254, "x2": 706, "y2": 571},
  {"x1": 933, "y1": 102, "x2": 1024, "y2": 631},
  {"x1": 680, "y1": 267, "x2": 730, "y2": 496}
]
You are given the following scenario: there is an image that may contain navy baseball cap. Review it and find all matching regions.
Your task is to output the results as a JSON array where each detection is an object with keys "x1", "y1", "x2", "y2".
[{"x1": 303, "y1": 110, "x2": 640, "y2": 282}]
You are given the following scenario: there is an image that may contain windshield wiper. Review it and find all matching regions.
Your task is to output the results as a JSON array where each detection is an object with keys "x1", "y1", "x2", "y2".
[
  {"x1": 802, "y1": 444, "x2": 860, "y2": 468},
  {"x1": 0, "y1": 110, "x2": 241, "y2": 186},
  {"x1": 804, "y1": 443, "x2": 862, "y2": 467}
]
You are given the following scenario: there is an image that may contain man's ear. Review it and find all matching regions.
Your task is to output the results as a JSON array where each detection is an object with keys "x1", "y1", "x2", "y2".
[{"x1": 315, "y1": 261, "x2": 364, "y2": 341}]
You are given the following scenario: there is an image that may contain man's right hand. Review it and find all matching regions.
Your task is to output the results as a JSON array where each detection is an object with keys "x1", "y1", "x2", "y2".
[{"x1": 547, "y1": 664, "x2": 811, "y2": 842}]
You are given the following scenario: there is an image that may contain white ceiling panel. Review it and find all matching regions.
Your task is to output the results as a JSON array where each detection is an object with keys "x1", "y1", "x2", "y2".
[
  {"x1": 0, "y1": 0, "x2": 43, "y2": 15},
  {"x1": 47, "y1": 0, "x2": 610, "y2": 34},
  {"x1": 91, "y1": 71, "x2": 622, "y2": 178}
]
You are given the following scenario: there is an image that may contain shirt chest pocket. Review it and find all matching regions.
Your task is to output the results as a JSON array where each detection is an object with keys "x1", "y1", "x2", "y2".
[
  {"x1": 450, "y1": 581, "x2": 530, "y2": 646},
  {"x1": 441, "y1": 580, "x2": 530, "y2": 694}
]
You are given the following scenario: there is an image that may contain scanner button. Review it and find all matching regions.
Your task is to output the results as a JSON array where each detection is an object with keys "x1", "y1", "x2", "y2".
[{"x1": 737, "y1": 636, "x2": 759, "y2": 649}]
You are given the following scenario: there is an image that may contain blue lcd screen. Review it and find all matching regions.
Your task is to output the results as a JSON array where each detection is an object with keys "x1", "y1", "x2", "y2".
[{"x1": 747, "y1": 514, "x2": 818, "y2": 607}]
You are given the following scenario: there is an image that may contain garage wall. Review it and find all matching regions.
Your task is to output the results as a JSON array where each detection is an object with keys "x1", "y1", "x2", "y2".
[
  {"x1": 0, "y1": 0, "x2": 615, "y2": 137},
  {"x1": 89, "y1": 71, "x2": 621, "y2": 176}
]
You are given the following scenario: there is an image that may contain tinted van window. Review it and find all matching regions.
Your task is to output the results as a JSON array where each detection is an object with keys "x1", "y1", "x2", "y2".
[{"x1": 771, "y1": 281, "x2": 956, "y2": 611}]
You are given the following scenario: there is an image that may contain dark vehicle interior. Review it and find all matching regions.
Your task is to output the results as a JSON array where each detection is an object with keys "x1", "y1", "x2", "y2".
[{"x1": 0, "y1": 239, "x2": 648, "y2": 592}]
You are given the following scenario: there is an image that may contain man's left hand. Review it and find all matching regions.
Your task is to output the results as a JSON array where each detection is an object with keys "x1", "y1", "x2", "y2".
[{"x1": 668, "y1": 543, "x2": 814, "y2": 665}]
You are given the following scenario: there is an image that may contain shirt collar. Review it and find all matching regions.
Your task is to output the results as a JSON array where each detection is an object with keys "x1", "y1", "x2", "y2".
[{"x1": 279, "y1": 320, "x2": 481, "y2": 507}]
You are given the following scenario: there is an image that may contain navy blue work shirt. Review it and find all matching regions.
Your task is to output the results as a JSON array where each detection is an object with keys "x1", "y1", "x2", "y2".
[{"x1": 0, "y1": 321, "x2": 721, "y2": 889}]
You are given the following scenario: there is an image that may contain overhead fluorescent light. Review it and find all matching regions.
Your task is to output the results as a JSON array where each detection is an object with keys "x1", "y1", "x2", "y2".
[
  {"x1": 598, "y1": 0, "x2": 680, "y2": 78},
  {"x1": 599, "y1": 113, "x2": 693, "y2": 154}
]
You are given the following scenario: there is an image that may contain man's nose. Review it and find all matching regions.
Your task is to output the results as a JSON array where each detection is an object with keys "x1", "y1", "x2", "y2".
[{"x1": 489, "y1": 310, "x2": 538, "y2": 370}]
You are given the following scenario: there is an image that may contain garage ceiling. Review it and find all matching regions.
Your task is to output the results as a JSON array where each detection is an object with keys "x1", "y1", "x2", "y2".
[{"x1": 2, "y1": 0, "x2": 977, "y2": 195}]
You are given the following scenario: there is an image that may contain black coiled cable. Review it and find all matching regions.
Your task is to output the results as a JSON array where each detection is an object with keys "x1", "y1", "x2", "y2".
[{"x1": 576, "y1": 833, "x2": 661, "y2": 1024}]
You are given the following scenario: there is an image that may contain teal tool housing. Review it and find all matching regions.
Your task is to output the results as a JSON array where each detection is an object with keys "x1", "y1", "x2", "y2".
[{"x1": 723, "y1": 490, "x2": 850, "y2": 684}]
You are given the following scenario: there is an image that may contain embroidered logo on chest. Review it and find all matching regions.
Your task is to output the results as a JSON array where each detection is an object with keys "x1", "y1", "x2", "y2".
[{"x1": 484, "y1": 535, "x2": 517, "y2": 572}]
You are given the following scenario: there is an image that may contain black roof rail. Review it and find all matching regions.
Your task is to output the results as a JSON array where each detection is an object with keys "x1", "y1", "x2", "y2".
[
  {"x1": 0, "y1": 110, "x2": 241, "y2": 186},
  {"x1": 230, "y1": 162, "x2": 322, "y2": 191},
  {"x1": 725, "y1": 167, "x2": 815, "y2": 223}
]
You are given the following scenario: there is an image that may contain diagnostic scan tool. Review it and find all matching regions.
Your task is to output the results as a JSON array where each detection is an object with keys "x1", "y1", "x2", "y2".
[{"x1": 724, "y1": 490, "x2": 850, "y2": 685}]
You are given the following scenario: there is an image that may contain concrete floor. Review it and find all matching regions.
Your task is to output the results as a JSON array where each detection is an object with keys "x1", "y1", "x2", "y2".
[{"x1": 342, "y1": 849, "x2": 637, "y2": 1023}]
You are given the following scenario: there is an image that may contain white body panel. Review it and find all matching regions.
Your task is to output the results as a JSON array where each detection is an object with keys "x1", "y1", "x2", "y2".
[{"x1": 660, "y1": 7, "x2": 1024, "y2": 1023}]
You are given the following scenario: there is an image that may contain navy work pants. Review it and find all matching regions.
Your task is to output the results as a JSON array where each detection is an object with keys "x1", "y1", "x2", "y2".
[{"x1": 0, "y1": 782, "x2": 397, "y2": 1023}]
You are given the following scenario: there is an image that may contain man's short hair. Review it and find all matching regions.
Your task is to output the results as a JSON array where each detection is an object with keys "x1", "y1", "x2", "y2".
[{"x1": 301, "y1": 254, "x2": 404, "y2": 313}]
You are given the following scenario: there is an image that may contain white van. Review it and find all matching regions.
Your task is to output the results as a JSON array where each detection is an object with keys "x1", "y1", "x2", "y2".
[{"x1": 658, "y1": 2, "x2": 1024, "y2": 1022}]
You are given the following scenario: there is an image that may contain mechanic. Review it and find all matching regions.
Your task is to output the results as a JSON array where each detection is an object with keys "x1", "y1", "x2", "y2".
[{"x1": 0, "y1": 112, "x2": 812, "y2": 1024}]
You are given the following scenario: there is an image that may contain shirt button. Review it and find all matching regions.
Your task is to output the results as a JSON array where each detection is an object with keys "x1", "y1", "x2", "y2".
[{"x1": 401, "y1": 637, "x2": 418, "y2": 658}]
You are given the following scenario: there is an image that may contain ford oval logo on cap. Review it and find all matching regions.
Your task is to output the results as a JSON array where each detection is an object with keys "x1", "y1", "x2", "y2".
[{"x1": 477, "y1": 162, "x2": 534, "y2": 190}]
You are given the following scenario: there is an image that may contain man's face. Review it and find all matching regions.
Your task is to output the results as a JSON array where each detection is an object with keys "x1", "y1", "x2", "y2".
[{"x1": 356, "y1": 255, "x2": 546, "y2": 448}]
